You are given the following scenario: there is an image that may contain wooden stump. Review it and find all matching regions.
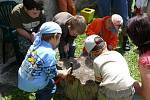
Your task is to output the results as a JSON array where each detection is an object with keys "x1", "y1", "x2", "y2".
[{"x1": 56, "y1": 57, "x2": 100, "y2": 100}]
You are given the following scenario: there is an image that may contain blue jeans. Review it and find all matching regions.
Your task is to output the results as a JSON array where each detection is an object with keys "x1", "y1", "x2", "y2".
[
  {"x1": 128, "y1": 0, "x2": 133, "y2": 18},
  {"x1": 35, "y1": 80, "x2": 56, "y2": 100},
  {"x1": 96, "y1": 0, "x2": 128, "y2": 26},
  {"x1": 133, "y1": 93, "x2": 143, "y2": 100},
  {"x1": 58, "y1": 42, "x2": 76, "y2": 59}
]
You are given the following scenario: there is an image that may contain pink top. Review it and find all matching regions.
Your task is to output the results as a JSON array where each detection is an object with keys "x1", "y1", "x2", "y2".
[{"x1": 139, "y1": 50, "x2": 150, "y2": 69}]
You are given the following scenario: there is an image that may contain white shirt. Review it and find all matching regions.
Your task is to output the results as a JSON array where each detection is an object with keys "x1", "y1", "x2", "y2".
[{"x1": 93, "y1": 51, "x2": 136, "y2": 90}]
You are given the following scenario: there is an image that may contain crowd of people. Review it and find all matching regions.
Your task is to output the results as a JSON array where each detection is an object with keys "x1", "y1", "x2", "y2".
[{"x1": 8, "y1": 0, "x2": 150, "y2": 99}]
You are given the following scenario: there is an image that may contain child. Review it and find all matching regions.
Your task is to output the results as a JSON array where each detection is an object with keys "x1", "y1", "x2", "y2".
[
  {"x1": 18, "y1": 22, "x2": 71, "y2": 100},
  {"x1": 127, "y1": 13, "x2": 150, "y2": 100},
  {"x1": 84, "y1": 35, "x2": 141, "y2": 100},
  {"x1": 53, "y1": 12, "x2": 87, "y2": 59},
  {"x1": 11, "y1": 0, "x2": 46, "y2": 64}
]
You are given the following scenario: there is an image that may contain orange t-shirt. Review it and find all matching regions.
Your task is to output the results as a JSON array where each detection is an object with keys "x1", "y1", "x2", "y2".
[{"x1": 85, "y1": 16, "x2": 119, "y2": 50}]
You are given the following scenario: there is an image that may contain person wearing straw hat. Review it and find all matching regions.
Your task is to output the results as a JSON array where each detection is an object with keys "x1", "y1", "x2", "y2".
[
  {"x1": 84, "y1": 35, "x2": 142, "y2": 100},
  {"x1": 18, "y1": 22, "x2": 71, "y2": 100}
]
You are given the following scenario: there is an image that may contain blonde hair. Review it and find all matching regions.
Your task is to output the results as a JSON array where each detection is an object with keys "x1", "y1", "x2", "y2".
[{"x1": 68, "y1": 15, "x2": 87, "y2": 34}]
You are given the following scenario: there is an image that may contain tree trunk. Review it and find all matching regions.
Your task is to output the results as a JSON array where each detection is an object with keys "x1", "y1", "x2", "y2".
[{"x1": 56, "y1": 57, "x2": 100, "y2": 100}]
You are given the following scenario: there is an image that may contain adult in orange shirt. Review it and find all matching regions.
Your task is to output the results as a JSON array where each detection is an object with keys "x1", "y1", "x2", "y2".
[{"x1": 85, "y1": 14, "x2": 123, "y2": 50}]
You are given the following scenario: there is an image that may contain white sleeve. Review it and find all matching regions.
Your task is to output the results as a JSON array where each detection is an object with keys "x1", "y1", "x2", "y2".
[{"x1": 93, "y1": 62, "x2": 102, "y2": 82}]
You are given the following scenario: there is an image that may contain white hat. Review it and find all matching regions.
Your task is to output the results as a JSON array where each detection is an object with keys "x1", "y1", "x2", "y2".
[
  {"x1": 111, "y1": 14, "x2": 123, "y2": 26},
  {"x1": 84, "y1": 35, "x2": 105, "y2": 53},
  {"x1": 39, "y1": 21, "x2": 62, "y2": 35},
  {"x1": 33, "y1": 21, "x2": 62, "y2": 49}
]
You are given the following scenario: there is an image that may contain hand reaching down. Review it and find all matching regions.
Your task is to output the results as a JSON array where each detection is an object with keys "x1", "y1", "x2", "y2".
[{"x1": 57, "y1": 67, "x2": 72, "y2": 77}]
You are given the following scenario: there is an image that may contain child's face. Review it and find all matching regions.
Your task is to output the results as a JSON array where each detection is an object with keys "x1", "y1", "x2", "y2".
[
  {"x1": 68, "y1": 25, "x2": 79, "y2": 37},
  {"x1": 50, "y1": 34, "x2": 61, "y2": 49},
  {"x1": 26, "y1": 8, "x2": 41, "y2": 18},
  {"x1": 90, "y1": 49, "x2": 102, "y2": 59}
]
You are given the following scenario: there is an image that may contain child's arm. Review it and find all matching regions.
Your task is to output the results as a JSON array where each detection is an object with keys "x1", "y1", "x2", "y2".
[{"x1": 16, "y1": 28, "x2": 34, "y2": 42}]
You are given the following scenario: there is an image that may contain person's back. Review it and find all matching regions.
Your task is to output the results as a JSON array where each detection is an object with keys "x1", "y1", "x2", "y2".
[
  {"x1": 18, "y1": 40, "x2": 57, "y2": 92},
  {"x1": 84, "y1": 35, "x2": 137, "y2": 100},
  {"x1": 94, "y1": 50, "x2": 135, "y2": 90}
]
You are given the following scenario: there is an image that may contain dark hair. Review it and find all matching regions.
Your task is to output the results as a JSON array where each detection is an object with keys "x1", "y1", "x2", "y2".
[
  {"x1": 127, "y1": 13, "x2": 150, "y2": 54},
  {"x1": 23, "y1": 0, "x2": 43, "y2": 10}
]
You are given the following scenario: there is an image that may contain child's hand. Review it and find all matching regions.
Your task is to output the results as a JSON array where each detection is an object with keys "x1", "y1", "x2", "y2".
[
  {"x1": 64, "y1": 43, "x2": 69, "y2": 52},
  {"x1": 55, "y1": 67, "x2": 73, "y2": 84},
  {"x1": 85, "y1": 56, "x2": 92, "y2": 65},
  {"x1": 63, "y1": 67, "x2": 72, "y2": 76},
  {"x1": 30, "y1": 32, "x2": 35, "y2": 43},
  {"x1": 57, "y1": 67, "x2": 72, "y2": 78}
]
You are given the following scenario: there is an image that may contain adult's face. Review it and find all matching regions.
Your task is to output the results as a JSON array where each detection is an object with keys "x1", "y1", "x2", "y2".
[{"x1": 26, "y1": 8, "x2": 41, "y2": 18}]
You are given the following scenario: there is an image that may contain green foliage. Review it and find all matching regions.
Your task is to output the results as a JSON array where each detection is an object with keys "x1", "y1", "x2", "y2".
[
  {"x1": 75, "y1": 34, "x2": 87, "y2": 57},
  {"x1": 3, "y1": 89, "x2": 35, "y2": 100},
  {"x1": 123, "y1": 43, "x2": 140, "y2": 81}
]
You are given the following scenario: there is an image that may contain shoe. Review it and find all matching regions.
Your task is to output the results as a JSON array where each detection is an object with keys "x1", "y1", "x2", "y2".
[
  {"x1": 122, "y1": 36, "x2": 130, "y2": 51},
  {"x1": 123, "y1": 42, "x2": 130, "y2": 51}
]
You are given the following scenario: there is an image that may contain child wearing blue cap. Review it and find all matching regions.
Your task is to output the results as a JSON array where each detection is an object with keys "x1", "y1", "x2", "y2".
[{"x1": 18, "y1": 21, "x2": 71, "y2": 100}]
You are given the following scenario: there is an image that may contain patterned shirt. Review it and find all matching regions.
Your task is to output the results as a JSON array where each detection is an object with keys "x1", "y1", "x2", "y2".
[{"x1": 18, "y1": 41, "x2": 57, "y2": 92}]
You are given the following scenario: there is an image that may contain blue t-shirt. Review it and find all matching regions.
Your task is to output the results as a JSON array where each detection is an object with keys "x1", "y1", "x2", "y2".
[{"x1": 18, "y1": 41, "x2": 57, "y2": 92}]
